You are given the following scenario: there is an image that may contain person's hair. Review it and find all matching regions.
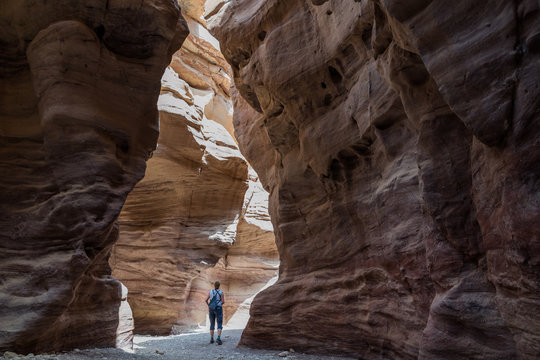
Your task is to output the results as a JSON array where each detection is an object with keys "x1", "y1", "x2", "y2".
[{"x1": 214, "y1": 281, "x2": 220, "y2": 289}]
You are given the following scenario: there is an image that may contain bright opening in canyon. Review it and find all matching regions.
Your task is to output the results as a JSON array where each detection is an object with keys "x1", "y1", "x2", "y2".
[
  {"x1": 1, "y1": 0, "x2": 539, "y2": 359},
  {"x1": 108, "y1": 0, "x2": 280, "y2": 340}
]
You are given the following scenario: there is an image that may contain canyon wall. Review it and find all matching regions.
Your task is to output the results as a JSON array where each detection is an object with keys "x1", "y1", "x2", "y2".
[
  {"x1": 187, "y1": 168, "x2": 279, "y2": 329},
  {"x1": 110, "y1": 3, "x2": 278, "y2": 335},
  {"x1": 209, "y1": 0, "x2": 540, "y2": 359},
  {"x1": 0, "y1": 0, "x2": 188, "y2": 354}
]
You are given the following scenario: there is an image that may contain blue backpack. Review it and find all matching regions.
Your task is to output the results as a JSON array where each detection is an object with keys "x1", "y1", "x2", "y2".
[{"x1": 208, "y1": 289, "x2": 222, "y2": 310}]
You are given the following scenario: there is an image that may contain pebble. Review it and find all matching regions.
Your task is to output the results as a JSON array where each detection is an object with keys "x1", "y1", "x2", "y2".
[
  {"x1": 10, "y1": 329, "x2": 354, "y2": 360},
  {"x1": 3, "y1": 352, "x2": 20, "y2": 359}
]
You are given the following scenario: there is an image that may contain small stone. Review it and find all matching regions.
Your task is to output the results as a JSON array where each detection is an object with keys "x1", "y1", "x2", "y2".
[
  {"x1": 3, "y1": 351, "x2": 19, "y2": 359},
  {"x1": 73, "y1": 349, "x2": 80, "y2": 353},
  {"x1": 278, "y1": 351, "x2": 289, "y2": 357},
  {"x1": 289, "y1": 348, "x2": 295, "y2": 353},
  {"x1": 155, "y1": 349, "x2": 164, "y2": 355}
]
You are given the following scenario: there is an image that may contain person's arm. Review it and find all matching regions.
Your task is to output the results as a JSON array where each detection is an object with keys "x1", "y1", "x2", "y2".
[
  {"x1": 221, "y1": 292, "x2": 225, "y2": 306},
  {"x1": 205, "y1": 291, "x2": 211, "y2": 305}
]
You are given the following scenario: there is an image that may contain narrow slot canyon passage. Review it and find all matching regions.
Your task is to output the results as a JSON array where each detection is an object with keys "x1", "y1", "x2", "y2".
[
  {"x1": 1, "y1": 0, "x2": 539, "y2": 360},
  {"x1": 107, "y1": 1, "x2": 281, "y2": 341}
]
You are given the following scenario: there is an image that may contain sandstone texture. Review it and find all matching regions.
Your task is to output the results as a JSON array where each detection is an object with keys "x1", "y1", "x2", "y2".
[
  {"x1": 110, "y1": 3, "x2": 277, "y2": 335},
  {"x1": 187, "y1": 168, "x2": 279, "y2": 329},
  {"x1": 209, "y1": 0, "x2": 540, "y2": 359},
  {"x1": 0, "y1": 0, "x2": 187, "y2": 354}
]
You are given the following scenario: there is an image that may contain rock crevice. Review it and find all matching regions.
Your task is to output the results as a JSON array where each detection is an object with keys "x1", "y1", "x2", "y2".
[{"x1": 110, "y1": 1, "x2": 278, "y2": 335}]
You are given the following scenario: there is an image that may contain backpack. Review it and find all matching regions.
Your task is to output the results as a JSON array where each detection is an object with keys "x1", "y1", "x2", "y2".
[{"x1": 208, "y1": 289, "x2": 222, "y2": 310}]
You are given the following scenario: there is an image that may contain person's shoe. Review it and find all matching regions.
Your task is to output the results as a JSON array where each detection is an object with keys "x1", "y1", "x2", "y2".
[
  {"x1": 217, "y1": 338, "x2": 222, "y2": 345},
  {"x1": 210, "y1": 338, "x2": 214, "y2": 344}
]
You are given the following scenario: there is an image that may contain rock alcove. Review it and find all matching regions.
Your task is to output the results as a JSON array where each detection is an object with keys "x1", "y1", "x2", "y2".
[{"x1": 1, "y1": 0, "x2": 539, "y2": 359}]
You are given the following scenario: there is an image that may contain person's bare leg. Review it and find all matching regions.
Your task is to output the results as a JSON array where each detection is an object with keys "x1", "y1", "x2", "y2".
[
  {"x1": 217, "y1": 329, "x2": 222, "y2": 337},
  {"x1": 210, "y1": 330, "x2": 214, "y2": 338}
]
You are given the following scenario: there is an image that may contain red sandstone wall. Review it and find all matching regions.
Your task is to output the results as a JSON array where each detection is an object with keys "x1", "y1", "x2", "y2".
[
  {"x1": 110, "y1": 3, "x2": 278, "y2": 335},
  {"x1": 209, "y1": 0, "x2": 540, "y2": 358},
  {"x1": 0, "y1": 0, "x2": 188, "y2": 353}
]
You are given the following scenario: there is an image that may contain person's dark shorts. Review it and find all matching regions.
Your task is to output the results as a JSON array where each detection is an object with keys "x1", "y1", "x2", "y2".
[{"x1": 209, "y1": 306, "x2": 223, "y2": 330}]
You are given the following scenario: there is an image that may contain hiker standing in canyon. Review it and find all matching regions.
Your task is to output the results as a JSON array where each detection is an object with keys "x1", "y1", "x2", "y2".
[{"x1": 206, "y1": 280, "x2": 225, "y2": 345}]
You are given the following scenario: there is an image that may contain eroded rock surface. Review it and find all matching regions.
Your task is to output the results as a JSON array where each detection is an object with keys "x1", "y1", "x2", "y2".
[
  {"x1": 0, "y1": 0, "x2": 187, "y2": 354},
  {"x1": 110, "y1": 4, "x2": 277, "y2": 335},
  {"x1": 186, "y1": 168, "x2": 279, "y2": 329},
  {"x1": 209, "y1": 0, "x2": 540, "y2": 358}
]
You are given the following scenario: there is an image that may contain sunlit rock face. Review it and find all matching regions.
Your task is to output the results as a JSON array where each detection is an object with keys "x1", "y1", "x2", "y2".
[
  {"x1": 0, "y1": 0, "x2": 187, "y2": 354},
  {"x1": 110, "y1": 1, "x2": 277, "y2": 335},
  {"x1": 110, "y1": 64, "x2": 248, "y2": 334},
  {"x1": 209, "y1": 0, "x2": 540, "y2": 358},
  {"x1": 185, "y1": 168, "x2": 279, "y2": 329}
]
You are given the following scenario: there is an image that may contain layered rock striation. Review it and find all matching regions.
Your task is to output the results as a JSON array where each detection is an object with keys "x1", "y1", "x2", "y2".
[
  {"x1": 110, "y1": 2, "x2": 277, "y2": 335},
  {"x1": 186, "y1": 168, "x2": 279, "y2": 329},
  {"x1": 110, "y1": 62, "x2": 248, "y2": 333},
  {"x1": 0, "y1": 0, "x2": 187, "y2": 353},
  {"x1": 209, "y1": 0, "x2": 540, "y2": 359}
]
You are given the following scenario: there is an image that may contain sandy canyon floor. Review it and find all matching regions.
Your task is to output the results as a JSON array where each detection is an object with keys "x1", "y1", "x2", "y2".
[{"x1": 4, "y1": 329, "x2": 354, "y2": 360}]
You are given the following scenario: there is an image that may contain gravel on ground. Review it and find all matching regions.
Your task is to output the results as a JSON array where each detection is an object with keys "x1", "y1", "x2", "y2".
[{"x1": 3, "y1": 329, "x2": 354, "y2": 360}]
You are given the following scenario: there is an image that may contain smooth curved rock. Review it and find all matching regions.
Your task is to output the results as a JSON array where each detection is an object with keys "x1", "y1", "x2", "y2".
[
  {"x1": 0, "y1": 0, "x2": 187, "y2": 353},
  {"x1": 208, "y1": 0, "x2": 540, "y2": 358},
  {"x1": 110, "y1": 63, "x2": 248, "y2": 334},
  {"x1": 185, "y1": 168, "x2": 279, "y2": 329},
  {"x1": 110, "y1": 6, "x2": 277, "y2": 335}
]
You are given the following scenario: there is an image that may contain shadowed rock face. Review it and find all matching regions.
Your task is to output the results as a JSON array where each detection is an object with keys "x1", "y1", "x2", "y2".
[
  {"x1": 110, "y1": 3, "x2": 278, "y2": 335},
  {"x1": 209, "y1": 0, "x2": 540, "y2": 358},
  {"x1": 0, "y1": 0, "x2": 188, "y2": 353}
]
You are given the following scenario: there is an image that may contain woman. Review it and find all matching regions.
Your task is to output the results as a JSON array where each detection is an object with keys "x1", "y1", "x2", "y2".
[{"x1": 205, "y1": 280, "x2": 225, "y2": 345}]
